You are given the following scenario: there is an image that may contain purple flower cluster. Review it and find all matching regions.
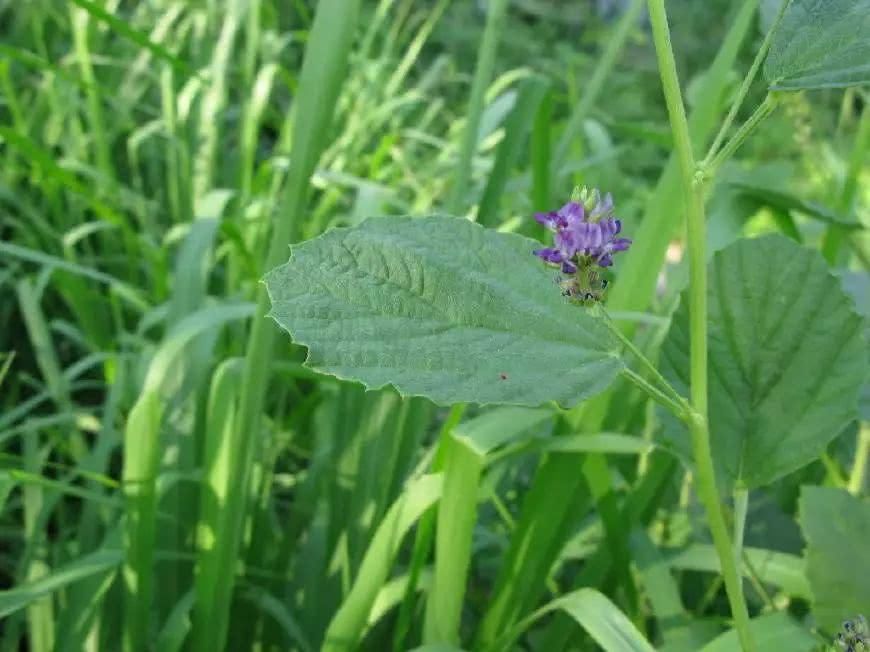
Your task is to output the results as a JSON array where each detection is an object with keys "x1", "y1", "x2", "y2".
[{"x1": 532, "y1": 189, "x2": 631, "y2": 273}]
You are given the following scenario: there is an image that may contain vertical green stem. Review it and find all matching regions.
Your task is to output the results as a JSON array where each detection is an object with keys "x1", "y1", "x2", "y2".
[
  {"x1": 848, "y1": 425, "x2": 870, "y2": 496},
  {"x1": 446, "y1": 0, "x2": 509, "y2": 214},
  {"x1": 479, "y1": 6, "x2": 760, "y2": 643},
  {"x1": 733, "y1": 488, "x2": 749, "y2": 585},
  {"x1": 646, "y1": 1, "x2": 756, "y2": 650}
]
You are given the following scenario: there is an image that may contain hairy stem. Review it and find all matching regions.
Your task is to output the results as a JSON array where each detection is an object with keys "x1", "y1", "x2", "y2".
[{"x1": 647, "y1": 1, "x2": 756, "y2": 649}]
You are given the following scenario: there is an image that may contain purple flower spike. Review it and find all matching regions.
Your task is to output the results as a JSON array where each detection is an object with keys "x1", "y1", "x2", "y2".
[{"x1": 531, "y1": 187, "x2": 632, "y2": 288}]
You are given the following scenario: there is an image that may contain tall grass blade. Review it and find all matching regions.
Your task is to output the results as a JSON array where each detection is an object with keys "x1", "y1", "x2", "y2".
[
  {"x1": 446, "y1": 0, "x2": 509, "y2": 214},
  {"x1": 121, "y1": 390, "x2": 163, "y2": 652},
  {"x1": 192, "y1": 358, "x2": 244, "y2": 652}
]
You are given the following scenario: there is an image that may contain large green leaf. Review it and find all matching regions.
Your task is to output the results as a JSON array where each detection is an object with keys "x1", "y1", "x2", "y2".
[
  {"x1": 265, "y1": 216, "x2": 623, "y2": 406},
  {"x1": 799, "y1": 487, "x2": 870, "y2": 631},
  {"x1": 660, "y1": 235, "x2": 866, "y2": 492},
  {"x1": 764, "y1": 0, "x2": 870, "y2": 90}
]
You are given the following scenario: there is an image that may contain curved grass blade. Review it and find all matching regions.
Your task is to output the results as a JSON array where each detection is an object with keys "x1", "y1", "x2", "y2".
[
  {"x1": 322, "y1": 474, "x2": 442, "y2": 652},
  {"x1": 501, "y1": 588, "x2": 656, "y2": 652}
]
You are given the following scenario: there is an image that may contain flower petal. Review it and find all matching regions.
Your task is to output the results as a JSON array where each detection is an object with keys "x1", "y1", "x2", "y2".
[
  {"x1": 558, "y1": 201, "x2": 585, "y2": 225},
  {"x1": 596, "y1": 253, "x2": 614, "y2": 267},
  {"x1": 610, "y1": 237, "x2": 632, "y2": 252},
  {"x1": 533, "y1": 247, "x2": 564, "y2": 263}
]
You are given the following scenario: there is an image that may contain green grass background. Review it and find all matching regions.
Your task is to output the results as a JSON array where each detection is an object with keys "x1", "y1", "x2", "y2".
[{"x1": 0, "y1": 0, "x2": 866, "y2": 650}]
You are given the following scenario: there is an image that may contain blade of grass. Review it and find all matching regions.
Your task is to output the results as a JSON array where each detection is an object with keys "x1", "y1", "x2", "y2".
[
  {"x1": 423, "y1": 408, "x2": 552, "y2": 645},
  {"x1": 241, "y1": 585, "x2": 314, "y2": 652},
  {"x1": 0, "y1": 241, "x2": 148, "y2": 312},
  {"x1": 22, "y1": 426, "x2": 53, "y2": 652},
  {"x1": 69, "y1": 5, "x2": 113, "y2": 182},
  {"x1": 499, "y1": 588, "x2": 656, "y2": 652},
  {"x1": 66, "y1": 0, "x2": 196, "y2": 78},
  {"x1": 192, "y1": 357, "x2": 244, "y2": 652},
  {"x1": 121, "y1": 389, "x2": 162, "y2": 652},
  {"x1": 822, "y1": 103, "x2": 870, "y2": 264},
  {"x1": 530, "y1": 87, "x2": 554, "y2": 211},
  {"x1": 0, "y1": 127, "x2": 122, "y2": 227},
  {"x1": 392, "y1": 405, "x2": 466, "y2": 652},
  {"x1": 155, "y1": 590, "x2": 195, "y2": 652},
  {"x1": 477, "y1": 75, "x2": 549, "y2": 227},
  {"x1": 0, "y1": 546, "x2": 123, "y2": 619},
  {"x1": 630, "y1": 528, "x2": 693, "y2": 649},
  {"x1": 554, "y1": 0, "x2": 646, "y2": 171},
  {"x1": 16, "y1": 278, "x2": 72, "y2": 414},
  {"x1": 122, "y1": 302, "x2": 254, "y2": 651},
  {"x1": 446, "y1": 0, "x2": 509, "y2": 214},
  {"x1": 193, "y1": 2, "x2": 243, "y2": 201}
]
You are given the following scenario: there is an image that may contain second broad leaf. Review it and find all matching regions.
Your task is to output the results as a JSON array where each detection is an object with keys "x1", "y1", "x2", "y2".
[
  {"x1": 660, "y1": 234, "x2": 866, "y2": 492},
  {"x1": 764, "y1": 0, "x2": 870, "y2": 90}
]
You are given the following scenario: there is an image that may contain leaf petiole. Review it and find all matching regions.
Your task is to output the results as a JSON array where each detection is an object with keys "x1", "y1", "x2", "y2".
[
  {"x1": 621, "y1": 367, "x2": 689, "y2": 422},
  {"x1": 701, "y1": 92, "x2": 779, "y2": 178},
  {"x1": 599, "y1": 307, "x2": 690, "y2": 418},
  {"x1": 702, "y1": 0, "x2": 792, "y2": 166}
]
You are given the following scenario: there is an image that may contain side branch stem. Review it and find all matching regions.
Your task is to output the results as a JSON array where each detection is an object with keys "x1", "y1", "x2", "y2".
[
  {"x1": 601, "y1": 309, "x2": 689, "y2": 412},
  {"x1": 704, "y1": 93, "x2": 777, "y2": 175},
  {"x1": 703, "y1": 0, "x2": 791, "y2": 164},
  {"x1": 621, "y1": 367, "x2": 688, "y2": 421}
]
